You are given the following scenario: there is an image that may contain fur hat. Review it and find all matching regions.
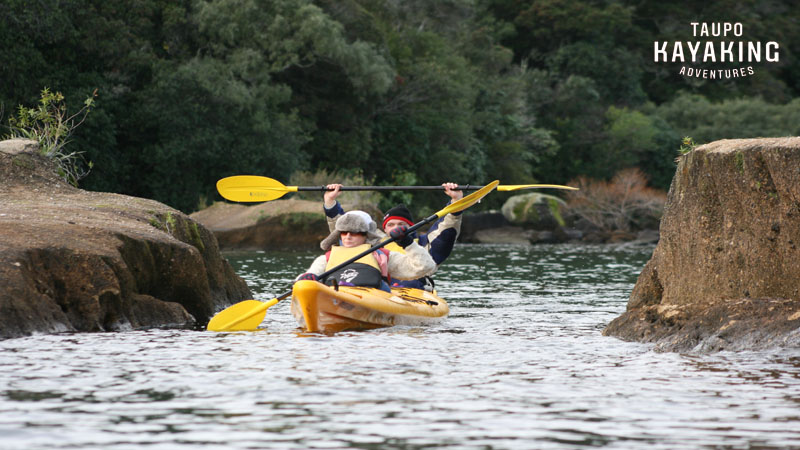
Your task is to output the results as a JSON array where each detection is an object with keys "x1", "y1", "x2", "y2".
[
  {"x1": 320, "y1": 210, "x2": 383, "y2": 251},
  {"x1": 382, "y1": 204, "x2": 414, "y2": 229}
]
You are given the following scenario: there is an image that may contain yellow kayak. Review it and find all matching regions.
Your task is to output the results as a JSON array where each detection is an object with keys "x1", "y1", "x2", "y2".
[{"x1": 290, "y1": 280, "x2": 449, "y2": 333}]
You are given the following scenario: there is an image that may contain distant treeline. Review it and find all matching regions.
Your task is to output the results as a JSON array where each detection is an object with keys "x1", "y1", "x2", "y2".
[{"x1": 2, "y1": 0, "x2": 799, "y2": 212}]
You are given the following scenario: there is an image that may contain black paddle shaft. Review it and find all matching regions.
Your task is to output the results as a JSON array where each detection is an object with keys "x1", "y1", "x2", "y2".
[{"x1": 297, "y1": 185, "x2": 479, "y2": 192}]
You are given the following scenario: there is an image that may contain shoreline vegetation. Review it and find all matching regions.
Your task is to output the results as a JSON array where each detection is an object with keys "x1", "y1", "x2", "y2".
[{"x1": 3, "y1": 2, "x2": 800, "y2": 215}]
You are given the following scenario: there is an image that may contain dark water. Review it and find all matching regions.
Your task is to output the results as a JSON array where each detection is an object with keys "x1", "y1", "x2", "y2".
[{"x1": 2, "y1": 244, "x2": 800, "y2": 449}]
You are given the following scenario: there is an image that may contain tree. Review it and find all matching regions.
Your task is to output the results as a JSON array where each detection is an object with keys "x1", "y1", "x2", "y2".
[{"x1": 656, "y1": 93, "x2": 800, "y2": 144}]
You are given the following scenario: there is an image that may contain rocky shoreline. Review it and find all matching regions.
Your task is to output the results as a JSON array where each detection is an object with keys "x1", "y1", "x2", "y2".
[
  {"x1": 4, "y1": 136, "x2": 798, "y2": 352},
  {"x1": 0, "y1": 139, "x2": 250, "y2": 339},
  {"x1": 190, "y1": 196, "x2": 661, "y2": 250},
  {"x1": 603, "y1": 138, "x2": 800, "y2": 352},
  {"x1": 458, "y1": 212, "x2": 660, "y2": 246}
]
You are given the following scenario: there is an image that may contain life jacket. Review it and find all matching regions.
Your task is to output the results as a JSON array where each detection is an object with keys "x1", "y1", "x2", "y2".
[
  {"x1": 383, "y1": 239, "x2": 419, "y2": 254},
  {"x1": 325, "y1": 244, "x2": 390, "y2": 288}
]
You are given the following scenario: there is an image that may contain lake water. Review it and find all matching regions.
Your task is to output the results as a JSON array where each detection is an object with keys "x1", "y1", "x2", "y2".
[{"x1": 2, "y1": 244, "x2": 799, "y2": 449}]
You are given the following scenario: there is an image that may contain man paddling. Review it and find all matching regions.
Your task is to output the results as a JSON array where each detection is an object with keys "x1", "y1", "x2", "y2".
[{"x1": 323, "y1": 183, "x2": 463, "y2": 291}]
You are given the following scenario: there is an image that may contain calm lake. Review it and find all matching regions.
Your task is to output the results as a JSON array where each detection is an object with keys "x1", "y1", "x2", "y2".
[{"x1": 2, "y1": 243, "x2": 799, "y2": 449}]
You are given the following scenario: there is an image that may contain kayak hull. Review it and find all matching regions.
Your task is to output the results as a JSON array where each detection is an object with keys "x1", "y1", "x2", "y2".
[{"x1": 290, "y1": 280, "x2": 449, "y2": 333}]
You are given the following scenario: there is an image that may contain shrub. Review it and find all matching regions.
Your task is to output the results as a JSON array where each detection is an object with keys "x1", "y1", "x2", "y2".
[
  {"x1": 656, "y1": 94, "x2": 800, "y2": 144},
  {"x1": 6, "y1": 88, "x2": 96, "y2": 186},
  {"x1": 566, "y1": 168, "x2": 666, "y2": 232}
]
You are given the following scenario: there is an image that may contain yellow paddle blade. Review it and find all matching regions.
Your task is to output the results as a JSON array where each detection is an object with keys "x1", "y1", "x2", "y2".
[
  {"x1": 436, "y1": 180, "x2": 499, "y2": 218},
  {"x1": 206, "y1": 298, "x2": 279, "y2": 331},
  {"x1": 497, "y1": 184, "x2": 579, "y2": 191},
  {"x1": 216, "y1": 176, "x2": 297, "y2": 202}
]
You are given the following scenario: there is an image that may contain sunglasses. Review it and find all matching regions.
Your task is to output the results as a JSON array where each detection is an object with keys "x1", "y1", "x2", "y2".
[{"x1": 340, "y1": 231, "x2": 366, "y2": 236}]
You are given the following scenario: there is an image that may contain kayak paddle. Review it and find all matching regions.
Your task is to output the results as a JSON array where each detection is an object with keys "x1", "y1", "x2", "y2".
[
  {"x1": 216, "y1": 175, "x2": 576, "y2": 202},
  {"x1": 206, "y1": 180, "x2": 499, "y2": 332}
]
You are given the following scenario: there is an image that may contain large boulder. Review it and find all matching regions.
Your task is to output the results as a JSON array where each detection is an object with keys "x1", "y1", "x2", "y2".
[
  {"x1": 472, "y1": 227, "x2": 535, "y2": 244},
  {"x1": 458, "y1": 212, "x2": 510, "y2": 243},
  {"x1": 191, "y1": 200, "x2": 387, "y2": 250},
  {"x1": 604, "y1": 138, "x2": 800, "y2": 352},
  {"x1": 0, "y1": 139, "x2": 251, "y2": 339},
  {"x1": 190, "y1": 201, "x2": 329, "y2": 250},
  {"x1": 501, "y1": 193, "x2": 567, "y2": 230}
]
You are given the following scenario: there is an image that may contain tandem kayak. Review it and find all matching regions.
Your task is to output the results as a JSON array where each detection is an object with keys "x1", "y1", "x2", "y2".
[{"x1": 290, "y1": 280, "x2": 449, "y2": 333}]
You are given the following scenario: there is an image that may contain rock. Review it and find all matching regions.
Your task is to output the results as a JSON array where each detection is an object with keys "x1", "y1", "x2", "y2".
[
  {"x1": 582, "y1": 231, "x2": 608, "y2": 244},
  {"x1": 473, "y1": 227, "x2": 534, "y2": 244},
  {"x1": 531, "y1": 230, "x2": 558, "y2": 244},
  {"x1": 561, "y1": 228, "x2": 584, "y2": 241},
  {"x1": 635, "y1": 229, "x2": 660, "y2": 244},
  {"x1": 213, "y1": 213, "x2": 330, "y2": 250},
  {"x1": 190, "y1": 199, "x2": 382, "y2": 250},
  {"x1": 501, "y1": 193, "x2": 567, "y2": 229},
  {"x1": 191, "y1": 199, "x2": 322, "y2": 231},
  {"x1": 607, "y1": 230, "x2": 637, "y2": 243},
  {"x1": 0, "y1": 138, "x2": 39, "y2": 156},
  {"x1": 0, "y1": 139, "x2": 251, "y2": 339},
  {"x1": 604, "y1": 138, "x2": 800, "y2": 352},
  {"x1": 459, "y1": 212, "x2": 510, "y2": 243}
]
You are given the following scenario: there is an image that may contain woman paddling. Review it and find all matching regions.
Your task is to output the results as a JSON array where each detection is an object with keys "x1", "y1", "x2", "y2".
[{"x1": 296, "y1": 211, "x2": 436, "y2": 292}]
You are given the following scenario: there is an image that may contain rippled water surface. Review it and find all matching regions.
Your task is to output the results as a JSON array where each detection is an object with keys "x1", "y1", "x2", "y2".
[{"x1": 2, "y1": 244, "x2": 800, "y2": 449}]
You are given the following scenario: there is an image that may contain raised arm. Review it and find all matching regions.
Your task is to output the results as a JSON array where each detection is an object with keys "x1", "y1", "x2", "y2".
[{"x1": 323, "y1": 184, "x2": 344, "y2": 232}]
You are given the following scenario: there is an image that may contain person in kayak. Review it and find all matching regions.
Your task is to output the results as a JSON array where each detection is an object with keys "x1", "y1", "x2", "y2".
[
  {"x1": 322, "y1": 183, "x2": 463, "y2": 291},
  {"x1": 296, "y1": 210, "x2": 436, "y2": 292}
]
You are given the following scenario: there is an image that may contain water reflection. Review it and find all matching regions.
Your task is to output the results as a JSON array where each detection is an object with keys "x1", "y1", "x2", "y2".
[{"x1": 1, "y1": 244, "x2": 799, "y2": 449}]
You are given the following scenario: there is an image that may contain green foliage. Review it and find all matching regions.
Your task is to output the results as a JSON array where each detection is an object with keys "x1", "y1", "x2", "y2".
[
  {"x1": 735, "y1": 151, "x2": 746, "y2": 174},
  {"x1": 195, "y1": 0, "x2": 394, "y2": 96},
  {"x1": 6, "y1": 87, "x2": 96, "y2": 186},
  {"x1": 678, "y1": 136, "x2": 697, "y2": 155},
  {"x1": 187, "y1": 220, "x2": 205, "y2": 251},
  {"x1": 599, "y1": 106, "x2": 679, "y2": 189},
  {"x1": 525, "y1": 73, "x2": 605, "y2": 183},
  {"x1": 656, "y1": 94, "x2": 800, "y2": 144},
  {"x1": 628, "y1": 0, "x2": 800, "y2": 104},
  {"x1": 289, "y1": 168, "x2": 382, "y2": 207},
  {"x1": 131, "y1": 54, "x2": 309, "y2": 211},
  {"x1": 547, "y1": 198, "x2": 566, "y2": 227},
  {"x1": 601, "y1": 106, "x2": 658, "y2": 172},
  {"x1": 545, "y1": 42, "x2": 646, "y2": 105},
  {"x1": 2, "y1": 0, "x2": 798, "y2": 214},
  {"x1": 368, "y1": 25, "x2": 483, "y2": 185},
  {"x1": 378, "y1": 170, "x2": 417, "y2": 212}
]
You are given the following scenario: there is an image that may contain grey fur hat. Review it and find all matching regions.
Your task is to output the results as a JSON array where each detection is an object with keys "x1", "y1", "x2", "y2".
[{"x1": 320, "y1": 210, "x2": 384, "y2": 251}]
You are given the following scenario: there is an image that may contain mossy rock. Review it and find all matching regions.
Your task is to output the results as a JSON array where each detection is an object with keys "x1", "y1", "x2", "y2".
[{"x1": 501, "y1": 193, "x2": 567, "y2": 230}]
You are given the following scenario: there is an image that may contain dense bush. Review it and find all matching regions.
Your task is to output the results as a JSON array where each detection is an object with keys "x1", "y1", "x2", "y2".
[
  {"x1": 1, "y1": 0, "x2": 798, "y2": 212},
  {"x1": 655, "y1": 94, "x2": 800, "y2": 144},
  {"x1": 289, "y1": 168, "x2": 382, "y2": 208}
]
